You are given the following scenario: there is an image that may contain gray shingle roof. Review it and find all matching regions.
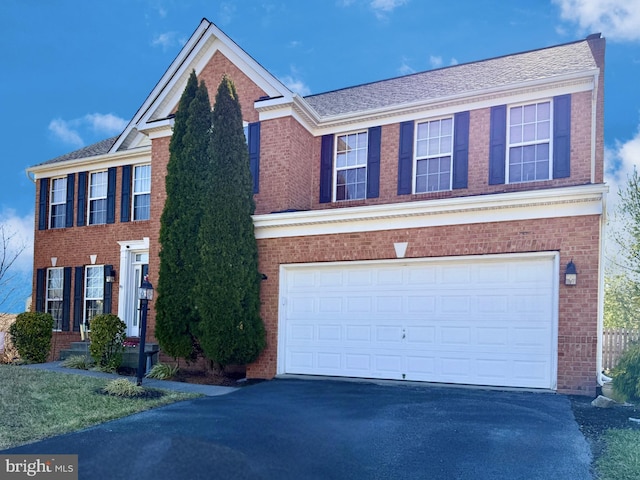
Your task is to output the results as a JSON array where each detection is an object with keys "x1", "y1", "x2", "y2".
[
  {"x1": 303, "y1": 39, "x2": 598, "y2": 118},
  {"x1": 34, "y1": 136, "x2": 119, "y2": 167}
]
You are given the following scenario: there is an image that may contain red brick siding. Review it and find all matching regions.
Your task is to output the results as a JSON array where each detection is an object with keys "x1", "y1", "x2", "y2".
[{"x1": 248, "y1": 215, "x2": 601, "y2": 396}]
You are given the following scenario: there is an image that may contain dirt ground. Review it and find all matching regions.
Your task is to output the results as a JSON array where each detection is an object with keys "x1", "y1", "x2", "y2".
[{"x1": 569, "y1": 394, "x2": 640, "y2": 459}]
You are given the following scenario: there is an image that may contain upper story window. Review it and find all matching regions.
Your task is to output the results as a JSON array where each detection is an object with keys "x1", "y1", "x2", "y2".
[
  {"x1": 49, "y1": 177, "x2": 67, "y2": 228},
  {"x1": 335, "y1": 131, "x2": 368, "y2": 201},
  {"x1": 88, "y1": 171, "x2": 108, "y2": 225},
  {"x1": 46, "y1": 267, "x2": 64, "y2": 330},
  {"x1": 133, "y1": 165, "x2": 151, "y2": 221},
  {"x1": 414, "y1": 117, "x2": 453, "y2": 193},
  {"x1": 508, "y1": 101, "x2": 551, "y2": 183},
  {"x1": 84, "y1": 265, "x2": 104, "y2": 326}
]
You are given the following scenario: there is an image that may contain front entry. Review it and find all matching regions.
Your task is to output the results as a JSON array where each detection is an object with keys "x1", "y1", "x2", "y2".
[{"x1": 121, "y1": 250, "x2": 149, "y2": 337}]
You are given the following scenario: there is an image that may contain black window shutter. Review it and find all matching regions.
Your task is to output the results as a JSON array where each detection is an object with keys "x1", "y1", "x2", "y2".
[
  {"x1": 553, "y1": 94, "x2": 572, "y2": 179},
  {"x1": 62, "y1": 267, "x2": 71, "y2": 331},
  {"x1": 248, "y1": 122, "x2": 261, "y2": 194},
  {"x1": 77, "y1": 172, "x2": 87, "y2": 227},
  {"x1": 121, "y1": 165, "x2": 132, "y2": 223},
  {"x1": 38, "y1": 179, "x2": 48, "y2": 231},
  {"x1": 319, "y1": 134, "x2": 334, "y2": 203},
  {"x1": 73, "y1": 267, "x2": 84, "y2": 332},
  {"x1": 397, "y1": 121, "x2": 414, "y2": 195},
  {"x1": 366, "y1": 126, "x2": 382, "y2": 199},
  {"x1": 489, "y1": 105, "x2": 507, "y2": 185},
  {"x1": 103, "y1": 265, "x2": 113, "y2": 314},
  {"x1": 452, "y1": 111, "x2": 470, "y2": 189},
  {"x1": 65, "y1": 173, "x2": 75, "y2": 228},
  {"x1": 35, "y1": 268, "x2": 46, "y2": 312},
  {"x1": 106, "y1": 167, "x2": 116, "y2": 224}
]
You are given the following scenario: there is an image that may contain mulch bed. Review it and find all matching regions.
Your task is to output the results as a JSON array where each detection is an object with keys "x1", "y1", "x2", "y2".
[{"x1": 569, "y1": 395, "x2": 640, "y2": 459}]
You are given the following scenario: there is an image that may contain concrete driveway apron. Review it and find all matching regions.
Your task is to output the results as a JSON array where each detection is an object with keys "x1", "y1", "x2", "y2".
[{"x1": 3, "y1": 379, "x2": 591, "y2": 479}]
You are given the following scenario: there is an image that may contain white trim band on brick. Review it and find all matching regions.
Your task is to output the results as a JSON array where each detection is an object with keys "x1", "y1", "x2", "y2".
[{"x1": 253, "y1": 184, "x2": 607, "y2": 239}]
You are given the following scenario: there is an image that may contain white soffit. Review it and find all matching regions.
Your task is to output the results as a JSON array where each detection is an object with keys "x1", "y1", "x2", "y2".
[{"x1": 253, "y1": 184, "x2": 607, "y2": 239}]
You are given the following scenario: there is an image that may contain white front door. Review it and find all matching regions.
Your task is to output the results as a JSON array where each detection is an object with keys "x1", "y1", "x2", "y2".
[{"x1": 123, "y1": 252, "x2": 148, "y2": 337}]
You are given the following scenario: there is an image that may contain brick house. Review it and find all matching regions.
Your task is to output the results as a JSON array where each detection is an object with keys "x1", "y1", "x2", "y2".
[{"x1": 28, "y1": 19, "x2": 606, "y2": 395}]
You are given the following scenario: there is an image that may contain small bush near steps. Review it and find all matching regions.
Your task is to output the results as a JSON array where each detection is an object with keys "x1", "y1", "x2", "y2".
[
  {"x1": 89, "y1": 314, "x2": 126, "y2": 371},
  {"x1": 62, "y1": 355, "x2": 94, "y2": 370}
]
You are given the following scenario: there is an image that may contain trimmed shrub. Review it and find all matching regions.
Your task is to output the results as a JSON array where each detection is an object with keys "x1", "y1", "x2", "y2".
[
  {"x1": 89, "y1": 314, "x2": 126, "y2": 371},
  {"x1": 8, "y1": 312, "x2": 54, "y2": 363},
  {"x1": 611, "y1": 342, "x2": 640, "y2": 402},
  {"x1": 62, "y1": 355, "x2": 94, "y2": 370}
]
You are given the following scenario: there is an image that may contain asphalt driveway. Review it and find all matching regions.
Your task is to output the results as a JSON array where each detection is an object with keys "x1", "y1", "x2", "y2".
[{"x1": 3, "y1": 378, "x2": 591, "y2": 479}]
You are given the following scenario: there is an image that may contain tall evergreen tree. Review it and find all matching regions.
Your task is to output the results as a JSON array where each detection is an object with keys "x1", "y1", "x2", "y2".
[
  {"x1": 155, "y1": 71, "x2": 212, "y2": 360},
  {"x1": 195, "y1": 75, "x2": 265, "y2": 366}
]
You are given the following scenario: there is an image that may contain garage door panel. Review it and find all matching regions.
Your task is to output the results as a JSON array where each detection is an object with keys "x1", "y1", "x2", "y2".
[{"x1": 282, "y1": 255, "x2": 557, "y2": 389}]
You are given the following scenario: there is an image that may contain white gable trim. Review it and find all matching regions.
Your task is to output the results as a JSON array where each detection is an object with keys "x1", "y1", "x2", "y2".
[{"x1": 112, "y1": 19, "x2": 293, "y2": 152}]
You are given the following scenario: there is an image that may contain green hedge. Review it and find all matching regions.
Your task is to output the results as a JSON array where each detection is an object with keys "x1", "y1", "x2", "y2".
[{"x1": 8, "y1": 312, "x2": 54, "y2": 363}]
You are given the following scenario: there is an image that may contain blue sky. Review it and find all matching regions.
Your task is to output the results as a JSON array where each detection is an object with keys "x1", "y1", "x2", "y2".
[{"x1": 1, "y1": 0, "x2": 639, "y2": 312}]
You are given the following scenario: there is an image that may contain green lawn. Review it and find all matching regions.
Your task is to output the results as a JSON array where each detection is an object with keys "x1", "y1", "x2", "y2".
[
  {"x1": 0, "y1": 365, "x2": 200, "y2": 449},
  {"x1": 597, "y1": 429, "x2": 640, "y2": 480}
]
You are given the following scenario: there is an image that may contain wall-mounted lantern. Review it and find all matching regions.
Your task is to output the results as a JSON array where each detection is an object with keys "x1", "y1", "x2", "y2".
[{"x1": 565, "y1": 260, "x2": 577, "y2": 286}]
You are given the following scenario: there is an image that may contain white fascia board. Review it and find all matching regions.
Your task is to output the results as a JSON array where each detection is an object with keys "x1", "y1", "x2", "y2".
[
  {"x1": 274, "y1": 71, "x2": 596, "y2": 136},
  {"x1": 253, "y1": 184, "x2": 607, "y2": 239},
  {"x1": 27, "y1": 146, "x2": 152, "y2": 180}
]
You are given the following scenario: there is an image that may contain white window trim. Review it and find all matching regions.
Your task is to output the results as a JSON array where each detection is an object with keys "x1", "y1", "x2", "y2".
[
  {"x1": 46, "y1": 267, "x2": 64, "y2": 331},
  {"x1": 333, "y1": 129, "x2": 368, "y2": 202},
  {"x1": 412, "y1": 116, "x2": 454, "y2": 194},
  {"x1": 84, "y1": 264, "x2": 104, "y2": 325},
  {"x1": 48, "y1": 177, "x2": 67, "y2": 229},
  {"x1": 88, "y1": 170, "x2": 108, "y2": 225},
  {"x1": 132, "y1": 164, "x2": 151, "y2": 221},
  {"x1": 506, "y1": 99, "x2": 554, "y2": 184}
]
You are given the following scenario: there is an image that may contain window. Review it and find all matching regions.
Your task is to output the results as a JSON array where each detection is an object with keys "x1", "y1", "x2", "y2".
[
  {"x1": 88, "y1": 171, "x2": 108, "y2": 225},
  {"x1": 46, "y1": 268, "x2": 64, "y2": 330},
  {"x1": 335, "y1": 131, "x2": 368, "y2": 201},
  {"x1": 414, "y1": 117, "x2": 453, "y2": 193},
  {"x1": 133, "y1": 165, "x2": 151, "y2": 221},
  {"x1": 84, "y1": 265, "x2": 104, "y2": 326},
  {"x1": 49, "y1": 177, "x2": 67, "y2": 228},
  {"x1": 508, "y1": 101, "x2": 551, "y2": 183}
]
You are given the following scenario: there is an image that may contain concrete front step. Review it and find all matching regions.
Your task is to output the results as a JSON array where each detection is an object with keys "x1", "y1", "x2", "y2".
[{"x1": 59, "y1": 342, "x2": 159, "y2": 371}]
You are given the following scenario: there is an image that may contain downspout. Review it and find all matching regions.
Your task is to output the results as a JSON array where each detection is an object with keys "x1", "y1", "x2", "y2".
[{"x1": 597, "y1": 189, "x2": 608, "y2": 385}]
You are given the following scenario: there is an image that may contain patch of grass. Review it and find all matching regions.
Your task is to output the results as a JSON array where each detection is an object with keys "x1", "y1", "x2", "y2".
[
  {"x1": 146, "y1": 362, "x2": 179, "y2": 380},
  {"x1": 0, "y1": 365, "x2": 201, "y2": 449},
  {"x1": 62, "y1": 355, "x2": 94, "y2": 370},
  {"x1": 102, "y1": 378, "x2": 146, "y2": 397},
  {"x1": 596, "y1": 429, "x2": 640, "y2": 480}
]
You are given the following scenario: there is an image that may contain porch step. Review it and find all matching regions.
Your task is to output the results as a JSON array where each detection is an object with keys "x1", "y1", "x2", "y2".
[{"x1": 59, "y1": 342, "x2": 160, "y2": 371}]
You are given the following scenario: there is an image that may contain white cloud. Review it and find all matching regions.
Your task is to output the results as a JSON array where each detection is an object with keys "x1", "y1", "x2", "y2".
[
  {"x1": 553, "y1": 0, "x2": 640, "y2": 42},
  {"x1": 281, "y1": 66, "x2": 311, "y2": 96},
  {"x1": 48, "y1": 119, "x2": 83, "y2": 148},
  {"x1": 84, "y1": 113, "x2": 127, "y2": 135},
  {"x1": 398, "y1": 56, "x2": 415, "y2": 75},
  {"x1": 151, "y1": 31, "x2": 180, "y2": 50},
  {"x1": 429, "y1": 55, "x2": 443, "y2": 69},
  {"x1": 218, "y1": 2, "x2": 236, "y2": 25},
  {"x1": 0, "y1": 209, "x2": 33, "y2": 276},
  {"x1": 48, "y1": 113, "x2": 127, "y2": 146},
  {"x1": 370, "y1": 0, "x2": 409, "y2": 13}
]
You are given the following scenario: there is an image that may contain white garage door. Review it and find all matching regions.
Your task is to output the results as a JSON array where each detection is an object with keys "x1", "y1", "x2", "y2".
[{"x1": 280, "y1": 253, "x2": 558, "y2": 389}]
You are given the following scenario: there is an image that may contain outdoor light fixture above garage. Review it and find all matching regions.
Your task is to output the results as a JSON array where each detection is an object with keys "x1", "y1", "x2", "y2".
[{"x1": 565, "y1": 260, "x2": 577, "y2": 286}]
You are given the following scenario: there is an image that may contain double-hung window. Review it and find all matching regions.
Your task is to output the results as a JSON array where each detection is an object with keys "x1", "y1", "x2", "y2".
[
  {"x1": 133, "y1": 165, "x2": 151, "y2": 221},
  {"x1": 414, "y1": 117, "x2": 453, "y2": 193},
  {"x1": 335, "y1": 131, "x2": 368, "y2": 201},
  {"x1": 84, "y1": 265, "x2": 104, "y2": 327},
  {"x1": 46, "y1": 267, "x2": 64, "y2": 330},
  {"x1": 88, "y1": 171, "x2": 108, "y2": 225},
  {"x1": 49, "y1": 177, "x2": 67, "y2": 228},
  {"x1": 508, "y1": 101, "x2": 551, "y2": 183}
]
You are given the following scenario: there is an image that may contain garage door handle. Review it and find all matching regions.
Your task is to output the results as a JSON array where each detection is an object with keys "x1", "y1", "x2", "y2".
[{"x1": 402, "y1": 330, "x2": 406, "y2": 339}]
